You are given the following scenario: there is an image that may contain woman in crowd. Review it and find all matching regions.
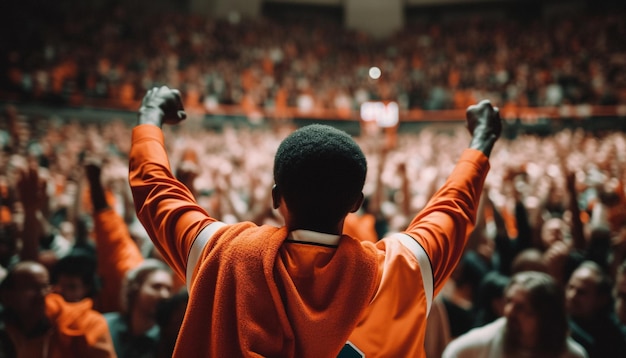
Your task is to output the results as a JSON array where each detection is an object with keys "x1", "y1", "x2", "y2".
[{"x1": 443, "y1": 270, "x2": 588, "y2": 358}]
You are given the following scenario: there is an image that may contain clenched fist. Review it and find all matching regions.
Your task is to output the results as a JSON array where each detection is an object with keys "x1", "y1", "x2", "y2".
[
  {"x1": 466, "y1": 100, "x2": 502, "y2": 157},
  {"x1": 138, "y1": 86, "x2": 187, "y2": 127}
]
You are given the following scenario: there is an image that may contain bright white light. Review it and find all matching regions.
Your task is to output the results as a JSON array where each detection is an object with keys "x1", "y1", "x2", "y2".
[
  {"x1": 368, "y1": 66, "x2": 381, "y2": 80},
  {"x1": 360, "y1": 101, "x2": 399, "y2": 128}
]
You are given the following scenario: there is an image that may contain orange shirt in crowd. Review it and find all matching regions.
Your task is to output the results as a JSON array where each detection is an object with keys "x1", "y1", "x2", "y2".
[
  {"x1": 92, "y1": 208, "x2": 144, "y2": 313},
  {"x1": 5, "y1": 293, "x2": 116, "y2": 358}
]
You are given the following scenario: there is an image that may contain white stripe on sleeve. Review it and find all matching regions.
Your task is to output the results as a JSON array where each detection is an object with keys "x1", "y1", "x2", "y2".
[
  {"x1": 186, "y1": 221, "x2": 227, "y2": 292},
  {"x1": 388, "y1": 232, "x2": 434, "y2": 316}
]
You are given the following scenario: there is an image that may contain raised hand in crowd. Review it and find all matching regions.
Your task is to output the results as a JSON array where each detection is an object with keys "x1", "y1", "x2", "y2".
[{"x1": 16, "y1": 161, "x2": 48, "y2": 262}]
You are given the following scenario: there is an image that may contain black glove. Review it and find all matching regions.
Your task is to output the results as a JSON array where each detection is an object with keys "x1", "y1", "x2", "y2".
[
  {"x1": 466, "y1": 100, "x2": 502, "y2": 157},
  {"x1": 138, "y1": 86, "x2": 187, "y2": 127}
]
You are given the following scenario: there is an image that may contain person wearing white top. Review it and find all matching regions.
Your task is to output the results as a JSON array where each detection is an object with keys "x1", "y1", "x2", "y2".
[{"x1": 443, "y1": 271, "x2": 588, "y2": 358}]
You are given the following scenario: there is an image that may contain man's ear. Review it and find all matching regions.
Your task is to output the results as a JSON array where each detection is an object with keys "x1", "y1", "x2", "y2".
[
  {"x1": 349, "y1": 192, "x2": 365, "y2": 213},
  {"x1": 271, "y1": 184, "x2": 281, "y2": 209}
]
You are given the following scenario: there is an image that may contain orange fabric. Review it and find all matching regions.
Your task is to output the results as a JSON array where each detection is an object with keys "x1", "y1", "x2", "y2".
[
  {"x1": 448, "y1": 68, "x2": 460, "y2": 88},
  {"x1": 344, "y1": 212, "x2": 378, "y2": 243},
  {"x1": 274, "y1": 87, "x2": 288, "y2": 118},
  {"x1": 0, "y1": 207, "x2": 10, "y2": 224},
  {"x1": 241, "y1": 68, "x2": 256, "y2": 91},
  {"x1": 453, "y1": 90, "x2": 476, "y2": 110},
  {"x1": 129, "y1": 125, "x2": 490, "y2": 358},
  {"x1": 118, "y1": 82, "x2": 135, "y2": 105},
  {"x1": 182, "y1": 225, "x2": 378, "y2": 357},
  {"x1": 262, "y1": 56, "x2": 274, "y2": 76},
  {"x1": 181, "y1": 148, "x2": 199, "y2": 164},
  {"x1": 348, "y1": 149, "x2": 489, "y2": 357},
  {"x1": 241, "y1": 93, "x2": 258, "y2": 115},
  {"x1": 6, "y1": 294, "x2": 116, "y2": 358},
  {"x1": 93, "y1": 208, "x2": 144, "y2": 313},
  {"x1": 129, "y1": 125, "x2": 379, "y2": 357},
  {"x1": 81, "y1": 187, "x2": 117, "y2": 216}
]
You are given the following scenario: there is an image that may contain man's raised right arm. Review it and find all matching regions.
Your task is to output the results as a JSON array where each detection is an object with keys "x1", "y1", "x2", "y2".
[{"x1": 401, "y1": 100, "x2": 502, "y2": 294}]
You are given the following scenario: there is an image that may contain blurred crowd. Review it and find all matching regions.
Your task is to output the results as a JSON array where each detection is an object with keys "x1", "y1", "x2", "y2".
[
  {"x1": 1, "y1": 100, "x2": 626, "y2": 355},
  {"x1": 2, "y1": 4, "x2": 626, "y2": 118}
]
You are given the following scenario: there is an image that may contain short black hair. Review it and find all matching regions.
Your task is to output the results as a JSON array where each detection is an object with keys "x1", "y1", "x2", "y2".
[
  {"x1": 274, "y1": 124, "x2": 367, "y2": 225},
  {"x1": 50, "y1": 253, "x2": 100, "y2": 298}
]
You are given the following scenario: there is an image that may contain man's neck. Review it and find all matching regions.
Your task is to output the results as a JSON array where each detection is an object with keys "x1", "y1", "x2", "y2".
[
  {"x1": 286, "y1": 218, "x2": 346, "y2": 236},
  {"x1": 289, "y1": 230, "x2": 341, "y2": 246}
]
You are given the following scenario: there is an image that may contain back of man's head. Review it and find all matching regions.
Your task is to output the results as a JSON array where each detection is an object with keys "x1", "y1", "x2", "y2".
[{"x1": 274, "y1": 124, "x2": 367, "y2": 226}]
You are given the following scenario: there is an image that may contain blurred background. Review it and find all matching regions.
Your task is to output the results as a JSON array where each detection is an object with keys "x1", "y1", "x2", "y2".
[{"x1": 2, "y1": 0, "x2": 625, "y2": 134}]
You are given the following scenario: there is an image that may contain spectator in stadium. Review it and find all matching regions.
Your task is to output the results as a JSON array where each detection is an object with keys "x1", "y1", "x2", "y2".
[
  {"x1": 566, "y1": 260, "x2": 626, "y2": 358},
  {"x1": 0, "y1": 261, "x2": 116, "y2": 357},
  {"x1": 82, "y1": 150, "x2": 177, "y2": 357},
  {"x1": 510, "y1": 248, "x2": 549, "y2": 274},
  {"x1": 7, "y1": 4, "x2": 626, "y2": 113},
  {"x1": 84, "y1": 158, "x2": 147, "y2": 313},
  {"x1": 14, "y1": 153, "x2": 87, "y2": 271},
  {"x1": 15, "y1": 163, "x2": 49, "y2": 264},
  {"x1": 50, "y1": 252, "x2": 99, "y2": 303},
  {"x1": 128, "y1": 86, "x2": 500, "y2": 356},
  {"x1": 442, "y1": 256, "x2": 482, "y2": 339},
  {"x1": 442, "y1": 271, "x2": 587, "y2": 358},
  {"x1": 103, "y1": 259, "x2": 174, "y2": 358},
  {"x1": 471, "y1": 271, "x2": 510, "y2": 329},
  {"x1": 541, "y1": 217, "x2": 584, "y2": 285}
]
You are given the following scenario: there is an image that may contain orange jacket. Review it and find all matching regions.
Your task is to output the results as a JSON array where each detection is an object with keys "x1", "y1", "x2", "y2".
[
  {"x1": 5, "y1": 293, "x2": 117, "y2": 358},
  {"x1": 93, "y1": 208, "x2": 144, "y2": 313},
  {"x1": 129, "y1": 125, "x2": 489, "y2": 357}
]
